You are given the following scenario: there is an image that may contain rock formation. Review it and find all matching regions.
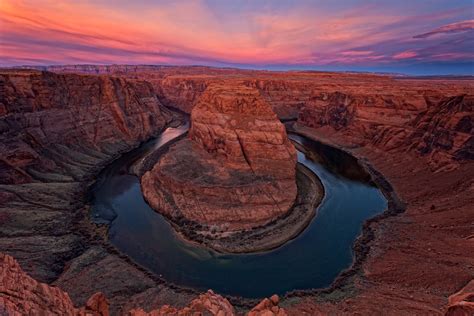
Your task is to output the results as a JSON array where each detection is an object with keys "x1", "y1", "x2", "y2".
[
  {"x1": 248, "y1": 295, "x2": 287, "y2": 316},
  {"x1": 445, "y1": 280, "x2": 474, "y2": 316},
  {"x1": 0, "y1": 69, "x2": 170, "y2": 281},
  {"x1": 128, "y1": 290, "x2": 234, "y2": 316},
  {"x1": 0, "y1": 69, "x2": 169, "y2": 185},
  {"x1": 297, "y1": 91, "x2": 473, "y2": 172},
  {"x1": 0, "y1": 69, "x2": 166, "y2": 282},
  {"x1": 141, "y1": 83, "x2": 297, "y2": 233},
  {"x1": 1, "y1": 65, "x2": 473, "y2": 314},
  {"x1": 0, "y1": 252, "x2": 109, "y2": 315},
  {"x1": 41, "y1": 65, "x2": 473, "y2": 171},
  {"x1": 0, "y1": 69, "x2": 180, "y2": 313},
  {"x1": 1, "y1": 252, "x2": 235, "y2": 315}
]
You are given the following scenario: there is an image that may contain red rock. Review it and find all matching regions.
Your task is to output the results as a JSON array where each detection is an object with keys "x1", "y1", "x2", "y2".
[
  {"x1": 445, "y1": 279, "x2": 474, "y2": 316},
  {"x1": 128, "y1": 290, "x2": 235, "y2": 316},
  {"x1": 0, "y1": 252, "x2": 109, "y2": 315},
  {"x1": 0, "y1": 69, "x2": 169, "y2": 185},
  {"x1": 0, "y1": 69, "x2": 171, "y2": 286},
  {"x1": 297, "y1": 92, "x2": 473, "y2": 172},
  {"x1": 189, "y1": 83, "x2": 296, "y2": 180},
  {"x1": 2, "y1": 65, "x2": 473, "y2": 314},
  {"x1": 248, "y1": 296, "x2": 287, "y2": 316},
  {"x1": 142, "y1": 83, "x2": 297, "y2": 232},
  {"x1": 85, "y1": 292, "x2": 110, "y2": 316}
]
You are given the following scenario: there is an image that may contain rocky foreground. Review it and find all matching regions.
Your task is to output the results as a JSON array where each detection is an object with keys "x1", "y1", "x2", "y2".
[
  {"x1": 1, "y1": 252, "x2": 290, "y2": 315},
  {"x1": 1, "y1": 251, "x2": 473, "y2": 315},
  {"x1": 1, "y1": 66, "x2": 473, "y2": 314}
]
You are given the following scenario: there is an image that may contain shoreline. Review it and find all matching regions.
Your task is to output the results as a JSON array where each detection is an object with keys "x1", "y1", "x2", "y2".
[
  {"x1": 280, "y1": 123, "x2": 406, "y2": 301},
  {"x1": 138, "y1": 134, "x2": 325, "y2": 254},
  {"x1": 161, "y1": 162, "x2": 325, "y2": 254},
  {"x1": 81, "y1": 120, "x2": 406, "y2": 309}
]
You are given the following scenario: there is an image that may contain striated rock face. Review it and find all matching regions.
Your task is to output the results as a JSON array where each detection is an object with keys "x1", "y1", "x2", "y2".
[
  {"x1": 157, "y1": 76, "x2": 212, "y2": 113},
  {"x1": 189, "y1": 84, "x2": 297, "y2": 180},
  {"x1": 71, "y1": 66, "x2": 471, "y2": 173},
  {"x1": 0, "y1": 252, "x2": 109, "y2": 315},
  {"x1": 297, "y1": 90, "x2": 473, "y2": 172},
  {"x1": 35, "y1": 65, "x2": 473, "y2": 172},
  {"x1": 411, "y1": 95, "x2": 473, "y2": 170},
  {"x1": 142, "y1": 83, "x2": 297, "y2": 232},
  {"x1": 0, "y1": 69, "x2": 173, "y2": 311},
  {"x1": 0, "y1": 69, "x2": 169, "y2": 185}
]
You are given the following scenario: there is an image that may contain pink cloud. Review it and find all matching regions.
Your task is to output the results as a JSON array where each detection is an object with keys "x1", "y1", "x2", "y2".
[
  {"x1": 0, "y1": 0, "x2": 472, "y2": 69},
  {"x1": 430, "y1": 52, "x2": 474, "y2": 61},
  {"x1": 393, "y1": 51, "x2": 418, "y2": 59},
  {"x1": 413, "y1": 19, "x2": 474, "y2": 38},
  {"x1": 340, "y1": 50, "x2": 374, "y2": 56}
]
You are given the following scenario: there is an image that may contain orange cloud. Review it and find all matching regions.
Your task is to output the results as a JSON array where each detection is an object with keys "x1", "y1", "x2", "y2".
[{"x1": 0, "y1": 0, "x2": 472, "y2": 69}]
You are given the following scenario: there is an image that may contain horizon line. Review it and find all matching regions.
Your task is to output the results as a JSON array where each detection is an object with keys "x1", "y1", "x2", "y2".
[{"x1": 2, "y1": 63, "x2": 474, "y2": 77}]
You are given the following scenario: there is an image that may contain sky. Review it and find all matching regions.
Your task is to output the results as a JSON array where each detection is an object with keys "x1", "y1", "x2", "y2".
[{"x1": 0, "y1": 0, "x2": 473, "y2": 75}]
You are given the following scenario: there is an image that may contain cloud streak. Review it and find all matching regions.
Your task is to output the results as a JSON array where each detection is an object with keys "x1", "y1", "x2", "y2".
[
  {"x1": 413, "y1": 20, "x2": 474, "y2": 38},
  {"x1": 0, "y1": 0, "x2": 473, "y2": 74}
]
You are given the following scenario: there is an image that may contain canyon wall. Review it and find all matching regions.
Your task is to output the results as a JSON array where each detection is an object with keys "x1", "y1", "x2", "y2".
[
  {"x1": 156, "y1": 74, "x2": 472, "y2": 172},
  {"x1": 0, "y1": 69, "x2": 169, "y2": 185},
  {"x1": 39, "y1": 65, "x2": 472, "y2": 172},
  {"x1": 0, "y1": 69, "x2": 184, "y2": 313},
  {"x1": 296, "y1": 89, "x2": 473, "y2": 172},
  {"x1": 0, "y1": 253, "x2": 109, "y2": 315},
  {"x1": 2, "y1": 65, "x2": 472, "y2": 314},
  {"x1": 2, "y1": 252, "x2": 294, "y2": 316},
  {"x1": 161, "y1": 75, "x2": 472, "y2": 171}
]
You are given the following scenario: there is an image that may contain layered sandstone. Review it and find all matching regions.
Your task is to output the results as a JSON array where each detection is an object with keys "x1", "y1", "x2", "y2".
[
  {"x1": 2, "y1": 65, "x2": 473, "y2": 314},
  {"x1": 1, "y1": 252, "x2": 235, "y2": 315},
  {"x1": 141, "y1": 84, "x2": 297, "y2": 233},
  {"x1": 0, "y1": 253, "x2": 109, "y2": 315},
  {"x1": 40, "y1": 65, "x2": 472, "y2": 172},
  {"x1": 189, "y1": 84, "x2": 297, "y2": 181},
  {"x1": 0, "y1": 69, "x2": 169, "y2": 185},
  {"x1": 297, "y1": 90, "x2": 473, "y2": 172},
  {"x1": 0, "y1": 70, "x2": 186, "y2": 314},
  {"x1": 0, "y1": 69, "x2": 170, "y2": 281}
]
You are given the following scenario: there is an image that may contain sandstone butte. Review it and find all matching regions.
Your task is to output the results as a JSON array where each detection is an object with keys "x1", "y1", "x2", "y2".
[
  {"x1": 1, "y1": 66, "x2": 473, "y2": 315},
  {"x1": 141, "y1": 83, "x2": 297, "y2": 232}
]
